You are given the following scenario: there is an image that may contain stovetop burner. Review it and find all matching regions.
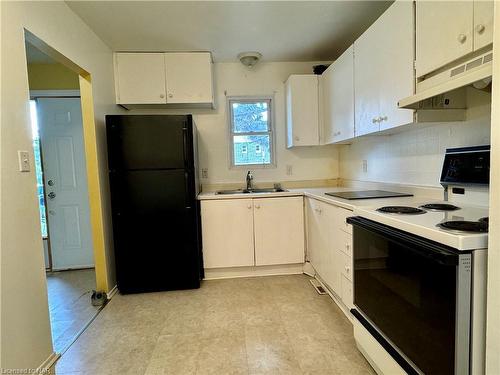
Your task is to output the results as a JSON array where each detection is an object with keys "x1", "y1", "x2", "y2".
[
  {"x1": 377, "y1": 206, "x2": 426, "y2": 215},
  {"x1": 420, "y1": 203, "x2": 460, "y2": 211},
  {"x1": 438, "y1": 220, "x2": 489, "y2": 233}
]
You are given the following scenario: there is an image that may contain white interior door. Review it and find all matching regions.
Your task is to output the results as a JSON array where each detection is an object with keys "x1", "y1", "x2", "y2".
[{"x1": 37, "y1": 98, "x2": 94, "y2": 270}]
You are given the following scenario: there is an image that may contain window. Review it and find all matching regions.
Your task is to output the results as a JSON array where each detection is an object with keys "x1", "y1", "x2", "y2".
[{"x1": 229, "y1": 97, "x2": 274, "y2": 167}]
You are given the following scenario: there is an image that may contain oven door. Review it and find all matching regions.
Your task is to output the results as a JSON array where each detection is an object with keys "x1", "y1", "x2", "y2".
[{"x1": 347, "y1": 217, "x2": 471, "y2": 375}]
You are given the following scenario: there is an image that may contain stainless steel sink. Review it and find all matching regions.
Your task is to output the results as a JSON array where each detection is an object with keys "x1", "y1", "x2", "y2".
[{"x1": 216, "y1": 188, "x2": 288, "y2": 195}]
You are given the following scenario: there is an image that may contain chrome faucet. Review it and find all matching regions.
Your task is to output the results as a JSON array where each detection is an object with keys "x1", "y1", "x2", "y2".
[{"x1": 246, "y1": 171, "x2": 254, "y2": 191}]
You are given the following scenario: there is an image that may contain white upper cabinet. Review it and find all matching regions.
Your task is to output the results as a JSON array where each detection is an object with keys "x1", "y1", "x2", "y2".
[
  {"x1": 354, "y1": 0, "x2": 414, "y2": 136},
  {"x1": 114, "y1": 52, "x2": 214, "y2": 108},
  {"x1": 286, "y1": 75, "x2": 320, "y2": 147},
  {"x1": 253, "y1": 197, "x2": 304, "y2": 266},
  {"x1": 416, "y1": 0, "x2": 492, "y2": 78},
  {"x1": 164, "y1": 52, "x2": 214, "y2": 104},
  {"x1": 322, "y1": 45, "x2": 355, "y2": 144},
  {"x1": 473, "y1": 0, "x2": 494, "y2": 51},
  {"x1": 115, "y1": 53, "x2": 167, "y2": 104}
]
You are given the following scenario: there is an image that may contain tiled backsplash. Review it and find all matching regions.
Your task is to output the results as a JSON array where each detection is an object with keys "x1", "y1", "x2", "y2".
[{"x1": 340, "y1": 89, "x2": 491, "y2": 187}]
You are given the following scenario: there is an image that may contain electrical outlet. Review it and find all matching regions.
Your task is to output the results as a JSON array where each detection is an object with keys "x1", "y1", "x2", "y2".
[
  {"x1": 18, "y1": 150, "x2": 30, "y2": 172},
  {"x1": 286, "y1": 165, "x2": 293, "y2": 176},
  {"x1": 201, "y1": 168, "x2": 209, "y2": 179},
  {"x1": 362, "y1": 160, "x2": 368, "y2": 173}
]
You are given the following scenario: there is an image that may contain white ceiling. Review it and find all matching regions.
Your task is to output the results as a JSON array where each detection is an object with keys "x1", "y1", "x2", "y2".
[{"x1": 66, "y1": 1, "x2": 392, "y2": 62}]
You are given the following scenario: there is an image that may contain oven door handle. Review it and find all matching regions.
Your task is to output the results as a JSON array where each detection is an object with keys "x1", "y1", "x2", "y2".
[{"x1": 347, "y1": 216, "x2": 463, "y2": 266}]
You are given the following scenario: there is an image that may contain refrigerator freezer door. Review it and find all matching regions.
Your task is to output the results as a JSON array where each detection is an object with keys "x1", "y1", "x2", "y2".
[
  {"x1": 106, "y1": 115, "x2": 194, "y2": 171},
  {"x1": 109, "y1": 169, "x2": 200, "y2": 293}
]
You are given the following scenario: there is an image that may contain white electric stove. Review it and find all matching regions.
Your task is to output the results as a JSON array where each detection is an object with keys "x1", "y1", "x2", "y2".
[{"x1": 349, "y1": 145, "x2": 490, "y2": 375}]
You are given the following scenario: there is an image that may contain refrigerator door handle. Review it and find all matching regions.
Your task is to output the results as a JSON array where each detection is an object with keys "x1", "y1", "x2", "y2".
[
  {"x1": 185, "y1": 171, "x2": 192, "y2": 209},
  {"x1": 182, "y1": 126, "x2": 189, "y2": 169}
]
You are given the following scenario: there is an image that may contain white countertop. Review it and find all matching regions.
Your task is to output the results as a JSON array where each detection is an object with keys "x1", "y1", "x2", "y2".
[
  {"x1": 198, "y1": 187, "x2": 488, "y2": 250},
  {"x1": 198, "y1": 187, "x2": 431, "y2": 211}
]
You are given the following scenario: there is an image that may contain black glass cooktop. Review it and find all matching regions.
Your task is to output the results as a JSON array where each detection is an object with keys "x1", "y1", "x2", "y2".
[{"x1": 325, "y1": 190, "x2": 413, "y2": 200}]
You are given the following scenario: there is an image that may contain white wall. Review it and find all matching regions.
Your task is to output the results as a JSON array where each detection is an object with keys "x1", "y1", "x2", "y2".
[
  {"x1": 1, "y1": 1, "x2": 116, "y2": 369},
  {"x1": 128, "y1": 62, "x2": 340, "y2": 186},
  {"x1": 486, "y1": 3, "x2": 500, "y2": 373},
  {"x1": 339, "y1": 88, "x2": 491, "y2": 187}
]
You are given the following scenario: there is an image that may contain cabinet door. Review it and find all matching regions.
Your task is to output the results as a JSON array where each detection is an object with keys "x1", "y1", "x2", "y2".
[
  {"x1": 416, "y1": 1, "x2": 474, "y2": 77},
  {"x1": 254, "y1": 197, "x2": 305, "y2": 266},
  {"x1": 323, "y1": 45, "x2": 355, "y2": 144},
  {"x1": 354, "y1": 21, "x2": 382, "y2": 137},
  {"x1": 115, "y1": 53, "x2": 167, "y2": 104},
  {"x1": 306, "y1": 198, "x2": 325, "y2": 274},
  {"x1": 377, "y1": 1, "x2": 414, "y2": 131},
  {"x1": 164, "y1": 52, "x2": 213, "y2": 104},
  {"x1": 201, "y1": 199, "x2": 254, "y2": 268},
  {"x1": 473, "y1": 0, "x2": 494, "y2": 51},
  {"x1": 286, "y1": 75, "x2": 319, "y2": 147}
]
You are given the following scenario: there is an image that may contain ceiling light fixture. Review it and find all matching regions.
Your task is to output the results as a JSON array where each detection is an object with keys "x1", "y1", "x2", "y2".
[{"x1": 238, "y1": 52, "x2": 262, "y2": 68}]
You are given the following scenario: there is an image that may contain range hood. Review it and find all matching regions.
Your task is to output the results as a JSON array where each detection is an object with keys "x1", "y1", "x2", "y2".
[{"x1": 399, "y1": 49, "x2": 493, "y2": 109}]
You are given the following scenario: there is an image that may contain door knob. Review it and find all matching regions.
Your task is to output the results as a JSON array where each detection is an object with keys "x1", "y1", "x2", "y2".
[
  {"x1": 476, "y1": 24, "x2": 485, "y2": 34},
  {"x1": 159, "y1": 94, "x2": 165, "y2": 99},
  {"x1": 48, "y1": 192, "x2": 56, "y2": 199},
  {"x1": 457, "y1": 34, "x2": 467, "y2": 44},
  {"x1": 168, "y1": 93, "x2": 173, "y2": 98}
]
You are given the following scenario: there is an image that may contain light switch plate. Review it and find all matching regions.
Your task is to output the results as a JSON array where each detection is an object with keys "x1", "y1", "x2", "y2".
[
  {"x1": 18, "y1": 151, "x2": 30, "y2": 172},
  {"x1": 362, "y1": 160, "x2": 368, "y2": 173},
  {"x1": 201, "y1": 168, "x2": 209, "y2": 179},
  {"x1": 286, "y1": 165, "x2": 293, "y2": 176}
]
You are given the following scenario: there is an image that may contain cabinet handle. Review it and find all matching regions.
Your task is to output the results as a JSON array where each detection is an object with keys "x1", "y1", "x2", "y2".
[
  {"x1": 159, "y1": 94, "x2": 165, "y2": 99},
  {"x1": 345, "y1": 265, "x2": 350, "y2": 273},
  {"x1": 168, "y1": 93, "x2": 174, "y2": 98},
  {"x1": 247, "y1": 205, "x2": 252, "y2": 209},
  {"x1": 255, "y1": 204, "x2": 261, "y2": 209},
  {"x1": 476, "y1": 24, "x2": 485, "y2": 34},
  {"x1": 372, "y1": 117, "x2": 378, "y2": 124},
  {"x1": 457, "y1": 34, "x2": 467, "y2": 44},
  {"x1": 380, "y1": 116, "x2": 387, "y2": 122},
  {"x1": 346, "y1": 244, "x2": 350, "y2": 252},
  {"x1": 294, "y1": 136, "x2": 300, "y2": 141}
]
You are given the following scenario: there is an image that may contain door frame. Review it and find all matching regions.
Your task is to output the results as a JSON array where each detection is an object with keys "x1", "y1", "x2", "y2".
[{"x1": 25, "y1": 30, "x2": 112, "y2": 294}]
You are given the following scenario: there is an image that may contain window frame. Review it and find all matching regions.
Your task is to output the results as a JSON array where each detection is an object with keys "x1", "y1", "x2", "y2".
[{"x1": 227, "y1": 95, "x2": 276, "y2": 169}]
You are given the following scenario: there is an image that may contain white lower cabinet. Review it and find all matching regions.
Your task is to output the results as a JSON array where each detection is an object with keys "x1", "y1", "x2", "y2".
[
  {"x1": 201, "y1": 199, "x2": 255, "y2": 268},
  {"x1": 201, "y1": 197, "x2": 305, "y2": 269},
  {"x1": 254, "y1": 197, "x2": 305, "y2": 266},
  {"x1": 306, "y1": 197, "x2": 353, "y2": 307}
]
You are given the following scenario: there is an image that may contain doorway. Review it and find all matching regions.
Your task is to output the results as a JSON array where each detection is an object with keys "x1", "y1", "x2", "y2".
[{"x1": 25, "y1": 41, "x2": 102, "y2": 354}]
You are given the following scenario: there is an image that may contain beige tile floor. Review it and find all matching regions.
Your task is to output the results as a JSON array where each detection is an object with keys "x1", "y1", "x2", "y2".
[
  {"x1": 55, "y1": 275, "x2": 375, "y2": 375},
  {"x1": 47, "y1": 269, "x2": 101, "y2": 353}
]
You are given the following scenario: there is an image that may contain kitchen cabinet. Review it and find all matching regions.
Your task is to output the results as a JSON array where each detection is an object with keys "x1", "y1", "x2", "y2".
[
  {"x1": 201, "y1": 199, "x2": 255, "y2": 268},
  {"x1": 114, "y1": 53, "x2": 167, "y2": 105},
  {"x1": 322, "y1": 45, "x2": 355, "y2": 144},
  {"x1": 114, "y1": 52, "x2": 214, "y2": 108},
  {"x1": 306, "y1": 197, "x2": 353, "y2": 306},
  {"x1": 473, "y1": 1, "x2": 494, "y2": 51},
  {"x1": 354, "y1": 0, "x2": 414, "y2": 137},
  {"x1": 286, "y1": 75, "x2": 320, "y2": 147},
  {"x1": 254, "y1": 197, "x2": 304, "y2": 266},
  {"x1": 201, "y1": 196, "x2": 305, "y2": 269},
  {"x1": 416, "y1": 0, "x2": 493, "y2": 78},
  {"x1": 164, "y1": 52, "x2": 214, "y2": 104}
]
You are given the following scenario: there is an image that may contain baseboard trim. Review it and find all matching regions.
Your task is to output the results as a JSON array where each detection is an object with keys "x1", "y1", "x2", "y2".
[
  {"x1": 204, "y1": 263, "x2": 304, "y2": 280},
  {"x1": 37, "y1": 352, "x2": 60, "y2": 374},
  {"x1": 107, "y1": 285, "x2": 118, "y2": 299},
  {"x1": 49, "y1": 265, "x2": 95, "y2": 272}
]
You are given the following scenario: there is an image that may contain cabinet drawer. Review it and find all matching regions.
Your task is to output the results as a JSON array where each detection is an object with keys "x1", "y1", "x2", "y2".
[
  {"x1": 341, "y1": 275, "x2": 353, "y2": 309},
  {"x1": 339, "y1": 230, "x2": 352, "y2": 257},
  {"x1": 341, "y1": 252, "x2": 353, "y2": 281},
  {"x1": 337, "y1": 208, "x2": 353, "y2": 234}
]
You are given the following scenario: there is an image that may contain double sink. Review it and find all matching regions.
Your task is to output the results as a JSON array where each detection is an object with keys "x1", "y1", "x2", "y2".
[{"x1": 216, "y1": 187, "x2": 288, "y2": 195}]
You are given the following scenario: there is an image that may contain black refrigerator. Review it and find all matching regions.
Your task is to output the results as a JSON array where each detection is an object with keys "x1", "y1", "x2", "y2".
[{"x1": 106, "y1": 115, "x2": 203, "y2": 294}]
